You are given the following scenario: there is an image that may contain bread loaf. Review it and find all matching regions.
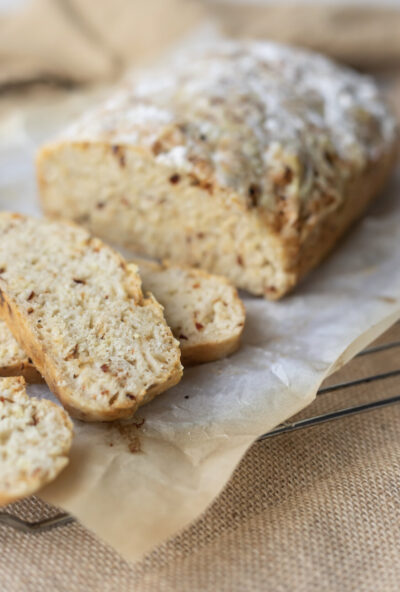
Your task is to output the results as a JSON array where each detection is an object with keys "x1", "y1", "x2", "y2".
[
  {"x1": 0, "y1": 376, "x2": 72, "y2": 506},
  {"x1": 37, "y1": 40, "x2": 397, "y2": 298},
  {"x1": 0, "y1": 213, "x2": 182, "y2": 421},
  {"x1": 135, "y1": 259, "x2": 245, "y2": 364}
]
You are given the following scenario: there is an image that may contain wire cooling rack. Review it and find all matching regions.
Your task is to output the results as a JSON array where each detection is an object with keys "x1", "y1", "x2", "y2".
[{"x1": 1, "y1": 325, "x2": 400, "y2": 534}]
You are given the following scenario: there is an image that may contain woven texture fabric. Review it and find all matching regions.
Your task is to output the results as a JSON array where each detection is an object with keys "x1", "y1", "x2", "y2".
[{"x1": 1, "y1": 323, "x2": 400, "y2": 591}]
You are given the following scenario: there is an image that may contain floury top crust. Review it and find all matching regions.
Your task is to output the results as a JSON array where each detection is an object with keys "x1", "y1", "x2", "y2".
[{"x1": 59, "y1": 40, "x2": 397, "y2": 231}]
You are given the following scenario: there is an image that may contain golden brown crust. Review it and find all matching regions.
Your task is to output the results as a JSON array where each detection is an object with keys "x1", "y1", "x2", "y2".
[
  {"x1": 180, "y1": 334, "x2": 241, "y2": 366},
  {"x1": 257, "y1": 146, "x2": 398, "y2": 300},
  {"x1": 0, "y1": 359, "x2": 43, "y2": 383},
  {"x1": 295, "y1": 148, "x2": 398, "y2": 290},
  {"x1": 0, "y1": 364, "x2": 43, "y2": 383},
  {"x1": 36, "y1": 40, "x2": 399, "y2": 301},
  {"x1": 0, "y1": 289, "x2": 75, "y2": 413},
  {"x1": 0, "y1": 290, "x2": 182, "y2": 422}
]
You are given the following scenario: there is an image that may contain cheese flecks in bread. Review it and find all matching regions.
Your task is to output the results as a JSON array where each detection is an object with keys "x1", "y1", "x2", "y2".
[
  {"x1": 0, "y1": 377, "x2": 72, "y2": 506},
  {"x1": 37, "y1": 40, "x2": 398, "y2": 299},
  {"x1": 0, "y1": 213, "x2": 182, "y2": 421},
  {"x1": 0, "y1": 319, "x2": 43, "y2": 383},
  {"x1": 134, "y1": 259, "x2": 245, "y2": 364}
]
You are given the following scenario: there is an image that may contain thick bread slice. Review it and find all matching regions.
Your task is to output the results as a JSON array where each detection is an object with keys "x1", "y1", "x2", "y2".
[
  {"x1": 0, "y1": 319, "x2": 43, "y2": 383},
  {"x1": 0, "y1": 260, "x2": 244, "y2": 374},
  {"x1": 134, "y1": 259, "x2": 245, "y2": 365},
  {"x1": 0, "y1": 213, "x2": 182, "y2": 421},
  {"x1": 0, "y1": 377, "x2": 72, "y2": 506},
  {"x1": 37, "y1": 40, "x2": 398, "y2": 299}
]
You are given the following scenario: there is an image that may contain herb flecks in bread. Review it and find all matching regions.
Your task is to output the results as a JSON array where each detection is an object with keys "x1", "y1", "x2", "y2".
[
  {"x1": 0, "y1": 213, "x2": 182, "y2": 421},
  {"x1": 0, "y1": 376, "x2": 72, "y2": 506},
  {"x1": 0, "y1": 257, "x2": 244, "y2": 376},
  {"x1": 134, "y1": 259, "x2": 245, "y2": 364},
  {"x1": 37, "y1": 40, "x2": 397, "y2": 298}
]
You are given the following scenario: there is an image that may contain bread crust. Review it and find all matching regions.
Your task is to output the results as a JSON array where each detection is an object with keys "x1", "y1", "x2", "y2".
[
  {"x1": 180, "y1": 333, "x2": 241, "y2": 366},
  {"x1": 0, "y1": 360, "x2": 43, "y2": 383},
  {"x1": 36, "y1": 41, "x2": 398, "y2": 299},
  {"x1": 294, "y1": 147, "x2": 398, "y2": 288},
  {"x1": 0, "y1": 254, "x2": 243, "y2": 378}
]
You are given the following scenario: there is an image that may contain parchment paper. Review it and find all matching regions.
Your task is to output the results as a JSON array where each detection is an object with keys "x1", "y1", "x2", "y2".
[{"x1": 0, "y1": 86, "x2": 400, "y2": 562}]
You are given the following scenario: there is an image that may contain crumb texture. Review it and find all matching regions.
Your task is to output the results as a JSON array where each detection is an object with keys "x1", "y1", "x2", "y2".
[
  {"x1": 0, "y1": 319, "x2": 29, "y2": 368},
  {"x1": 0, "y1": 319, "x2": 42, "y2": 382},
  {"x1": 0, "y1": 377, "x2": 72, "y2": 505},
  {"x1": 136, "y1": 259, "x2": 245, "y2": 363},
  {"x1": 0, "y1": 213, "x2": 182, "y2": 420}
]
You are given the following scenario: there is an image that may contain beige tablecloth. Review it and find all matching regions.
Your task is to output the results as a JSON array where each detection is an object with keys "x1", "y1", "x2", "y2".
[{"x1": 1, "y1": 322, "x2": 400, "y2": 591}]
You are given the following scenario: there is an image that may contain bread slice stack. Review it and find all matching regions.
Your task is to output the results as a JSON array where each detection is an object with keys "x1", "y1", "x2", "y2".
[
  {"x1": 0, "y1": 376, "x2": 72, "y2": 506},
  {"x1": 0, "y1": 213, "x2": 182, "y2": 421}
]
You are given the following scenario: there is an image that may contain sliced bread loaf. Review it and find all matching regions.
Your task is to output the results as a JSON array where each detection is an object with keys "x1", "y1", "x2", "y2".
[
  {"x1": 0, "y1": 319, "x2": 43, "y2": 383},
  {"x1": 0, "y1": 213, "x2": 182, "y2": 421},
  {"x1": 0, "y1": 376, "x2": 72, "y2": 506},
  {"x1": 37, "y1": 41, "x2": 397, "y2": 299},
  {"x1": 134, "y1": 259, "x2": 245, "y2": 365}
]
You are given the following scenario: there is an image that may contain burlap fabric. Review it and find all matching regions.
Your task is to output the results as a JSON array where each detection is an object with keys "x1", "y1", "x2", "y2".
[
  {"x1": 1, "y1": 3, "x2": 400, "y2": 588},
  {"x1": 1, "y1": 322, "x2": 400, "y2": 591},
  {"x1": 210, "y1": 3, "x2": 400, "y2": 71},
  {"x1": 2, "y1": 0, "x2": 400, "y2": 91}
]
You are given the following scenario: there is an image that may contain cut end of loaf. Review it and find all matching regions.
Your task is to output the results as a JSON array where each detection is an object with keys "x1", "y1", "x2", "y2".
[
  {"x1": 38, "y1": 140, "x2": 398, "y2": 301},
  {"x1": 37, "y1": 143, "x2": 293, "y2": 299},
  {"x1": 0, "y1": 377, "x2": 72, "y2": 506},
  {"x1": 0, "y1": 213, "x2": 182, "y2": 421}
]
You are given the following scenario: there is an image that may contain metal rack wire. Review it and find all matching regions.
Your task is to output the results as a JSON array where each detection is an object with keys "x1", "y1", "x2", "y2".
[
  {"x1": 1, "y1": 327, "x2": 400, "y2": 534},
  {"x1": 260, "y1": 338, "x2": 400, "y2": 439}
]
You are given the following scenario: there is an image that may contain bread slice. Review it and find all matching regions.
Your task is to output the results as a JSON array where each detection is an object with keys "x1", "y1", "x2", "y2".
[
  {"x1": 0, "y1": 257, "x2": 244, "y2": 375},
  {"x1": 0, "y1": 376, "x2": 72, "y2": 506},
  {"x1": 0, "y1": 213, "x2": 182, "y2": 421},
  {"x1": 37, "y1": 41, "x2": 397, "y2": 299},
  {"x1": 134, "y1": 259, "x2": 245, "y2": 365},
  {"x1": 0, "y1": 319, "x2": 43, "y2": 383}
]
